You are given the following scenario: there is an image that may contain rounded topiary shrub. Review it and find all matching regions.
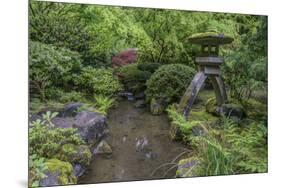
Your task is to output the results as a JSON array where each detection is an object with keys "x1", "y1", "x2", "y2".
[{"x1": 145, "y1": 64, "x2": 195, "y2": 104}]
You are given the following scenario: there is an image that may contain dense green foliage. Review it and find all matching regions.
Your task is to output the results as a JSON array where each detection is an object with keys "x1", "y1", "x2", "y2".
[
  {"x1": 29, "y1": 1, "x2": 267, "y2": 103},
  {"x1": 146, "y1": 64, "x2": 195, "y2": 104},
  {"x1": 29, "y1": 41, "x2": 82, "y2": 101},
  {"x1": 74, "y1": 67, "x2": 122, "y2": 96}
]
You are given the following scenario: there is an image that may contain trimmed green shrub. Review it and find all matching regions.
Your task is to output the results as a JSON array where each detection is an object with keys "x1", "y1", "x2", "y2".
[
  {"x1": 145, "y1": 64, "x2": 195, "y2": 104},
  {"x1": 74, "y1": 67, "x2": 122, "y2": 97}
]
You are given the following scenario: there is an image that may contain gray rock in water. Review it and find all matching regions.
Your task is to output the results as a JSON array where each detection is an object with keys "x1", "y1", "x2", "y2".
[
  {"x1": 39, "y1": 172, "x2": 60, "y2": 187},
  {"x1": 73, "y1": 164, "x2": 86, "y2": 177},
  {"x1": 135, "y1": 136, "x2": 150, "y2": 152},
  {"x1": 134, "y1": 92, "x2": 145, "y2": 100},
  {"x1": 150, "y1": 98, "x2": 164, "y2": 115},
  {"x1": 134, "y1": 99, "x2": 146, "y2": 108},
  {"x1": 59, "y1": 102, "x2": 83, "y2": 117},
  {"x1": 119, "y1": 92, "x2": 135, "y2": 101},
  {"x1": 51, "y1": 117, "x2": 74, "y2": 129},
  {"x1": 93, "y1": 140, "x2": 112, "y2": 154},
  {"x1": 74, "y1": 111, "x2": 108, "y2": 143}
]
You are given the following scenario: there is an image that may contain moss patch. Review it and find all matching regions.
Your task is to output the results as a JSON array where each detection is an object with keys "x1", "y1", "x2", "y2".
[
  {"x1": 189, "y1": 109, "x2": 218, "y2": 122},
  {"x1": 45, "y1": 159, "x2": 77, "y2": 185},
  {"x1": 55, "y1": 144, "x2": 92, "y2": 166},
  {"x1": 176, "y1": 157, "x2": 203, "y2": 177},
  {"x1": 242, "y1": 99, "x2": 267, "y2": 121}
]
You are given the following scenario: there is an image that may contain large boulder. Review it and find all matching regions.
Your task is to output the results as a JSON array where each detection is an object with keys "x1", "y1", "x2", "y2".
[
  {"x1": 74, "y1": 111, "x2": 108, "y2": 144},
  {"x1": 39, "y1": 159, "x2": 77, "y2": 187},
  {"x1": 51, "y1": 117, "x2": 74, "y2": 129},
  {"x1": 59, "y1": 103, "x2": 83, "y2": 117}
]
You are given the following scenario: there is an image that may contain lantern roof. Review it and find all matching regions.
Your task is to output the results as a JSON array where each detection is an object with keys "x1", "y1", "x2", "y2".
[{"x1": 188, "y1": 31, "x2": 234, "y2": 45}]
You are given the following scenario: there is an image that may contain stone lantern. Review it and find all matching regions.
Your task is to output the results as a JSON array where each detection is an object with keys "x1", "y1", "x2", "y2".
[{"x1": 178, "y1": 31, "x2": 233, "y2": 119}]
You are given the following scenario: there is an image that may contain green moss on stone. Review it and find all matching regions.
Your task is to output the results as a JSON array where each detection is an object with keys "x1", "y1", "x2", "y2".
[
  {"x1": 242, "y1": 99, "x2": 267, "y2": 121},
  {"x1": 188, "y1": 31, "x2": 234, "y2": 45},
  {"x1": 55, "y1": 144, "x2": 92, "y2": 166},
  {"x1": 205, "y1": 97, "x2": 217, "y2": 115},
  {"x1": 45, "y1": 159, "x2": 77, "y2": 185},
  {"x1": 176, "y1": 157, "x2": 203, "y2": 177}
]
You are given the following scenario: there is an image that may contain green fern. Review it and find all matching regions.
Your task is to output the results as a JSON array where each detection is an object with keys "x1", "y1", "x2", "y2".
[
  {"x1": 93, "y1": 95, "x2": 115, "y2": 115},
  {"x1": 167, "y1": 105, "x2": 200, "y2": 141}
]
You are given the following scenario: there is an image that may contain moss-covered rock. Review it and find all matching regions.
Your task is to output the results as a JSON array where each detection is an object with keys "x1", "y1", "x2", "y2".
[
  {"x1": 39, "y1": 159, "x2": 77, "y2": 186},
  {"x1": 205, "y1": 97, "x2": 246, "y2": 121},
  {"x1": 205, "y1": 97, "x2": 218, "y2": 115},
  {"x1": 150, "y1": 98, "x2": 164, "y2": 115},
  {"x1": 93, "y1": 140, "x2": 113, "y2": 154},
  {"x1": 242, "y1": 99, "x2": 267, "y2": 121},
  {"x1": 176, "y1": 157, "x2": 203, "y2": 177},
  {"x1": 55, "y1": 144, "x2": 92, "y2": 167},
  {"x1": 221, "y1": 103, "x2": 245, "y2": 121}
]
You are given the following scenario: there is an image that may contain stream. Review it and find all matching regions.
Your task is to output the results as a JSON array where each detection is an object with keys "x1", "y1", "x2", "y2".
[{"x1": 79, "y1": 100, "x2": 188, "y2": 184}]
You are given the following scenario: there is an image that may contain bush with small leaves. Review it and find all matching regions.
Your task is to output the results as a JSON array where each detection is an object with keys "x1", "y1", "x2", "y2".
[
  {"x1": 145, "y1": 64, "x2": 195, "y2": 104},
  {"x1": 29, "y1": 112, "x2": 84, "y2": 159},
  {"x1": 29, "y1": 41, "x2": 82, "y2": 101},
  {"x1": 74, "y1": 67, "x2": 122, "y2": 97}
]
